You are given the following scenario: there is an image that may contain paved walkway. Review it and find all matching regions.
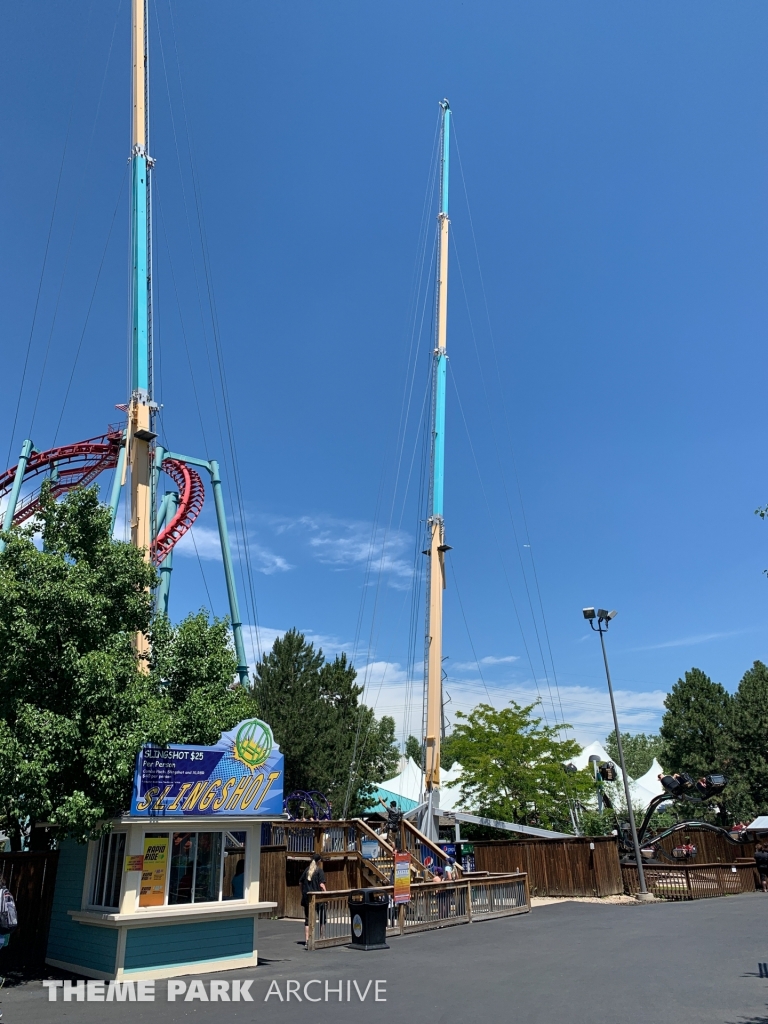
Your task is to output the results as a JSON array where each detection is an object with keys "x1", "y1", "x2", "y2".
[{"x1": 2, "y1": 893, "x2": 767, "y2": 1023}]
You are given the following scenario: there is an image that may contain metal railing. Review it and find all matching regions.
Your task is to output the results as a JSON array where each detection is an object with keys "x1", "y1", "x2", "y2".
[
  {"x1": 622, "y1": 861, "x2": 756, "y2": 900},
  {"x1": 306, "y1": 873, "x2": 530, "y2": 950}
]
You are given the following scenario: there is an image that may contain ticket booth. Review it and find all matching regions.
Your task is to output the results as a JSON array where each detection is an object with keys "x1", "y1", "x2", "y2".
[{"x1": 45, "y1": 717, "x2": 286, "y2": 981}]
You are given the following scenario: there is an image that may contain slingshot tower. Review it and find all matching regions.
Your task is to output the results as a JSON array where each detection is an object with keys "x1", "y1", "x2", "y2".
[
  {"x1": 421, "y1": 100, "x2": 451, "y2": 841},
  {"x1": 0, "y1": 0, "x2": 250, "y2": 685}
]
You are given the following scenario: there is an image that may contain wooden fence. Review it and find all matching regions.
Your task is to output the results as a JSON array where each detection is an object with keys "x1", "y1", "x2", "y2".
[
  {"x1": 306, "y1": 873, "x2": 530, "y2": 950},
  {"x1": 472, "y1": 836, "x2": 623, "y2": 897},
  {"x1": 622, "y1": 862, "x2": 756, "y2": 899},
  {"x1": 651, "y1": 827, "x2": 755, "y2": 865},
  {"x1": 0, "y1": 851, "x2": 59, "y2": 969},
  {"x1": 259, "y1": 846, "x2": 286, "y2": 917}
]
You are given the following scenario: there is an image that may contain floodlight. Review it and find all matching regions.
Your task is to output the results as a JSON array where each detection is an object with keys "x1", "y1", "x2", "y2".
[
  {"x1": 598, "y1": 609, "x2": 618, "y2": 621},
  {"x1": 564, "y1": 762, "x2": 578, "y2": 774},
  {"x1": 583, "y1": 607, "x2": 596, "y2": 620}
]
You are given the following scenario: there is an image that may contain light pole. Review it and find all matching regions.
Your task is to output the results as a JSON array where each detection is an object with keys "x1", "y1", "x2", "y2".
[{"x1": 583, "y1": 607, "x2": 652, "y2": 900}]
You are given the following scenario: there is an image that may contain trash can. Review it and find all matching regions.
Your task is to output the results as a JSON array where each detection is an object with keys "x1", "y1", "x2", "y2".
[{"x1": 348, "y1": 889, "x2": 390, "y2": 950}]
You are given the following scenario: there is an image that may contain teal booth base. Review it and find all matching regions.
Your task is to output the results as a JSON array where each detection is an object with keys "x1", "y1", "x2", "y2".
[
  {"x1": 46, "y1": 832, "x2": 277, "y2": 981},
  {"x1": 47, "y1": 913, "x2": 260, "y2": 982}
]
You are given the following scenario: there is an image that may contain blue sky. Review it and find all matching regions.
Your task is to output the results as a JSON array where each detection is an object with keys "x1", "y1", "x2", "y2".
[{"x1": 3, "y1": 1, "x2": 768, "y2": 749}]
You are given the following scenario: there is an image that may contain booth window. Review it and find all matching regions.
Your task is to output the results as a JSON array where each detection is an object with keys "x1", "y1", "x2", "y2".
[
  {"x1": 157, "y1": 830, "x2": 247, "y2": 906},
  {"x1": 90, "y1": 832, "x2": 126, "y2": 908}
]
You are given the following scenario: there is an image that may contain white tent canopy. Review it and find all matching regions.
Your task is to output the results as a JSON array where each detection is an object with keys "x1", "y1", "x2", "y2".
[{"x1": 372, "y1": 757, "x2": 465, "y2": 812}]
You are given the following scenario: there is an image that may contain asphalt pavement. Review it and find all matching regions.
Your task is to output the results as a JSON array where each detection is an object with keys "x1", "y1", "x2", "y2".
[{"x1": 2, "y1": 893, "x2": 767, "y2": 1023}]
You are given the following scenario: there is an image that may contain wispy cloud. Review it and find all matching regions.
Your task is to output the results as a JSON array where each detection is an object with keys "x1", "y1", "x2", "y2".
[
  {"x1": 174, "y1": 524, "x2": 292, "y2": 575},
  {"x1": 628, "y1": 630, "x2": 746, "y2": 652},
  {"x1": 451, "y1": 655, "x2": 519, "y2": 671},
  {"x1": 272, "y1": 514, "x2": 416, "y2": 589}
]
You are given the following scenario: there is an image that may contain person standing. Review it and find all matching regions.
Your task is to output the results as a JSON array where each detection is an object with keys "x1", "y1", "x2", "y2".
[
  {"x1": 0, "y1": 873, "x2": 17, "y2": 985},
  {"x1": 754, "y1": 843, "x2": 768, "y2": 892},
  {"x1": 300, "y1": 855, "x2": 327, "y2": 947},
  {"x1": 443, "y1": 856, "x2": 459, "y2": 881}
]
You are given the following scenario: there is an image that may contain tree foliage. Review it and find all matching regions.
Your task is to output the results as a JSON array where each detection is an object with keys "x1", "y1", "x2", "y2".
[
  {"x1": 445, "y1": 701, "x2": 594, "y2": 831},
  {"x1": 604, "y1": 731, "x2": 662, "y2": 778},
  {"x1": 659, "y1": 668, "x2": 732, "y2": 779},
  {"x1": 251, "y1": 629, "x2": 398, "y2": 817},
  {"x1": 728, "y1": 661, "x2": 768, "y2": 821},
  {"x1": 0, "y1": 488, "x2": 251, "y2": 846},
  {"x1": 404, "y1": 735, "x2": 422, "y2": 765}
]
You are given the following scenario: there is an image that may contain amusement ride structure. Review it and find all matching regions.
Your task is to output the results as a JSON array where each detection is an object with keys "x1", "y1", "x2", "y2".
[
  {"x1": 420, "y1": 101, "x2": 452, "y2": 840},
  {"x1": 0, "y1": 0, "x2": 250, "y2": 684}
]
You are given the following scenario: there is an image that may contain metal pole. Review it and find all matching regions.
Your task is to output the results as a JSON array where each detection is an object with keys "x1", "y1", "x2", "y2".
[
  {"x1": 209, "y1": 459, "x2": 249, "y2": 686},
  {"x1": 109, "y1": 440, "x2": 127, "y2": 534},
  {"x1": 156, "y1": 491, "x2": 177, "y2": 617},
  {"x1": 0, "y1": 439, "x2": 34, "y2": 552},
  {"x1": 597, "y1": 626, "x2": 649, "y2": 896}
]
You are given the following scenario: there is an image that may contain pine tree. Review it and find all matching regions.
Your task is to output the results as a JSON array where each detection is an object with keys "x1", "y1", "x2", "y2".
[
  {"x1": 728, "y1": 661, "x2": 768, "y2": 821},
  {"x1": 659, "y1": 668, "x2": 732, "y2": 777},
  {"x1": 251, "y1": 631, "x2": 398, "y2": 816},
  {"x1": 251, "y1": 629, "x2": 325, "y2": 797}
]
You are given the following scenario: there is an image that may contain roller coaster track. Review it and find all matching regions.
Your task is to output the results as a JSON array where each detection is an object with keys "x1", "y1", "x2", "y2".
[
  {"x1": 0, "y1": 429, "x2": 204, "y2": 566},
  {"x1": 151, "y1": 458, "x2": 205, "y2": 566}
]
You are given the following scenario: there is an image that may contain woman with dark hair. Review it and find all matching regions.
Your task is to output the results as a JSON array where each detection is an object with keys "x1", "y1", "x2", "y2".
[{"x1": 299, "y1": 855, "x2": 326, "y2": 947}]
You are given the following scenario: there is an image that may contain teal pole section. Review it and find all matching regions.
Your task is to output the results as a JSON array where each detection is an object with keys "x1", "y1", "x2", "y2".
[
  {"x1": 132, "y1": 153, "x2": 149, "y2": 394},
  {"x1": 0, "y1": 439, "x2": 33, "y2": 553},
  {"x1": 109, "y1": 440, "x2": 127, "y2": 534},
  {"x1": 439, "y1": 100, "x2": 450, "y2": 215},
  {"x1": 156, "y1": 492, "x2": 178, "y2": 617},
  {"x1": 209, "y1": 460, "x2": 249, "y2": 685}
]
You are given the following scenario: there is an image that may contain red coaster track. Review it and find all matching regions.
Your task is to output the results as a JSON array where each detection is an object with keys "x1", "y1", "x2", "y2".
[{"x1": 0, "y1": 428, "x2": 204, "y2": 565}]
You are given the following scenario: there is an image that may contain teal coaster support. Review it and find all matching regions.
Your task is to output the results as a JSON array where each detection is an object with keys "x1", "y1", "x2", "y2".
[
  {"x1": 155, "y1": 446, "x2": 250, "y2": 686},
  {"x1": 0, "y1": 439, "x2": 34, "y2": 553}
]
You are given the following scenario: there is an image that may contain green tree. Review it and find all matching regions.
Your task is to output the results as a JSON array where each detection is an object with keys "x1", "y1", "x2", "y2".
[
  {"x1": 149, "y1": 611, "x2": 251, "y2": 745},
  {"x1": 604, "y1": 731, "x2": 662, "y2": 778},
  {"x1": 728, "y1": 661, "x2": 768, "y2": 821},
  {"x1": 659, "y1": 668, "x2": 732, "y2": 778},
  {"x1": 251, "y1": 629, "x2": 326, "y2": 796},
  {"x1": 0, "y1": 487, "x2": 158, "y2": 847},
  {"x1": 0, "y1": 487, "x2": 254, "y2": 847},
  {"x1": 441, "y1": 731, "x2": 461, "y2": 770},
  {"x1": 445, "y1": 701, "x2": 594, "y2": 831},
  {"x1": 404, "y1": 735, "x2": 422, "y2": 764},
  {"x1": 251, "y1": 630, "x2": 398, "y2": 817},
  {"x1": 318, "y1": 651, "x2": 398, "y2": 816}
]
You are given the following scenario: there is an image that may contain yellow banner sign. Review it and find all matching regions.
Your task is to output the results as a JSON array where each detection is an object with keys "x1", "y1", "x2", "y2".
[{"x1": 139, "y1": 837, "x2": 169, "y2": 907}]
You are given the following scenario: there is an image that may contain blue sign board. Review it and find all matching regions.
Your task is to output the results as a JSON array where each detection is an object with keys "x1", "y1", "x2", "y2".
[{"x1": 131, "y1": 718, "x2": 284, "y2": 818}]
